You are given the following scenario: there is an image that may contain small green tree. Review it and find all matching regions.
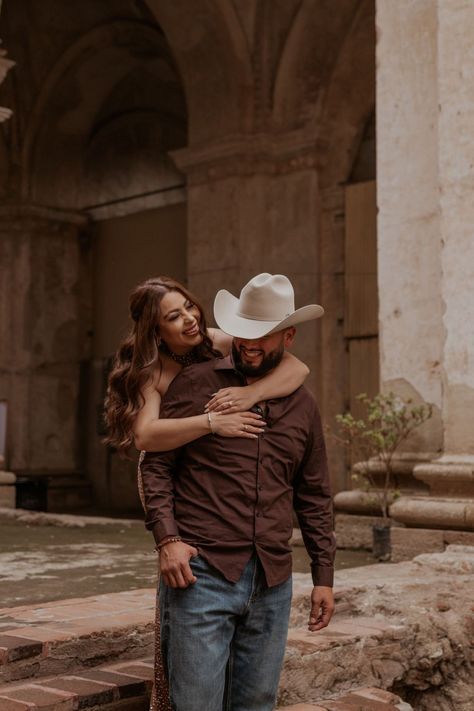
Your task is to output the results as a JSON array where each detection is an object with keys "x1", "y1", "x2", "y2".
[{"x1": 335, "y1": 392, "x2": 433, "y2": 524}]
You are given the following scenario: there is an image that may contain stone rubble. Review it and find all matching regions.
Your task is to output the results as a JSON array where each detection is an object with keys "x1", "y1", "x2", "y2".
[{"x1": 281, "y1": 545, "x2": 474, "y2": 711}]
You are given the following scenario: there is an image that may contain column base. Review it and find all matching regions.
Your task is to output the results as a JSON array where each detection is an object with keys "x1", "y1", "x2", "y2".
[
  {"x1": 389, "y1": 455, "x2": 474, "y2": 531},
  {"x1": 389, "y1": 495, "x2": 474, "y2": 530},
  {"x1": 413, "y1": 454, "x2": 474, "y2": 496},
  {"x1": 334, "y1": 453, "x2": 432, "y2": 516},
  {"x1": 0, "y1": 471, "x2": 16, "y2": 508}
]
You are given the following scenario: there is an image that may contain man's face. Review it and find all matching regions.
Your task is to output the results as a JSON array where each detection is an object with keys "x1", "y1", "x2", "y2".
[{"x1": 232, "y1": 328, "x2": 296, "y2": 378}]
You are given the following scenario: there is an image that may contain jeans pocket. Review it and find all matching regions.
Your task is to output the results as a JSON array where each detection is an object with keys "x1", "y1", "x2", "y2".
[{"x1": 189, "y1": 553, "x2": 201, "y2": 568}]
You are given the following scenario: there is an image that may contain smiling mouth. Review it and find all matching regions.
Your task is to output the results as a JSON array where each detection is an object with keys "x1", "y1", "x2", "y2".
[
  {"x1": 183, "y1": 325, "x2": 200, "y2": 336},
  {"x1": 240, "y1": 347, "x2": 263, "y2": 359}
]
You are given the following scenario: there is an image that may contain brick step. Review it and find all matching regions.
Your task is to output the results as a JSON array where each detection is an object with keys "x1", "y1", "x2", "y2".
[
  {"x1": 0, "y1": 657, "x2": 154, "y2": 710},
  {"x1": 0, "y1": 666, "x2": 411, "y2": 711},
  {"x1": 0, "y1": 583, "x2": 357, "y2": 685},
  {"x1": 0, "y1": 584, "x2": 409, "y2": 702},
  {"x1": 0, "y1": 590, "x2": 156, "y2": 684}
]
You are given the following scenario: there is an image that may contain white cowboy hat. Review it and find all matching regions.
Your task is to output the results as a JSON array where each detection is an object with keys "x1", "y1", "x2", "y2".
[{"x1": 213, "y1": 273, "x2": 324, "y2": 339}]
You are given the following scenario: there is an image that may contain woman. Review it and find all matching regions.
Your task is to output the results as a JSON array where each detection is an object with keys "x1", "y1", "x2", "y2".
[{"x1": 104, "y1": 276, "x2": 309, "y2": 711}]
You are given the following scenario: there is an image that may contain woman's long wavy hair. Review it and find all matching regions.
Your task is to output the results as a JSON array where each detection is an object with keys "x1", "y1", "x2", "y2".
[{"x1": 104, "y1": 276, "x2": 220, "y2": 457}]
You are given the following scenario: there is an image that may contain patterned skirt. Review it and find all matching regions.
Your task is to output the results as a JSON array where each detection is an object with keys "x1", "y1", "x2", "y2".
[{"x1": 138, "y1": 451, "x2": 172, "y2": 711}]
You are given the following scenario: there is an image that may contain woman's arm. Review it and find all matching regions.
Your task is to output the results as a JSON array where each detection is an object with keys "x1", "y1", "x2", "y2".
[
  {"x1": 208, "y1": 327, "x2": 232, "y2": 356},
  {"x1": 133, "y1": 377, "x2": 264, "y2": 452},
  {"x1": 206, "y1": 350, "x2": 309, "y2": 413}
]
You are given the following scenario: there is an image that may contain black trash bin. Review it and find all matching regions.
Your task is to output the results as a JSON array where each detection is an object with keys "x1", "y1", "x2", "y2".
[{"x1": 15, "y1": 477, "x2": 48, "y2": 511}]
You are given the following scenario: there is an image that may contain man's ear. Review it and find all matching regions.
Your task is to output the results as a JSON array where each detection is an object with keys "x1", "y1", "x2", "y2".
[{"x1": 283, "y1": 327, "x2": 296, "y2": 348}]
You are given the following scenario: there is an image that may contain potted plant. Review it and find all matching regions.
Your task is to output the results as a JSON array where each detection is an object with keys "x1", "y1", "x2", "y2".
[{"x1": 334, "y1": 392, "x2": 433, "y2": 560}]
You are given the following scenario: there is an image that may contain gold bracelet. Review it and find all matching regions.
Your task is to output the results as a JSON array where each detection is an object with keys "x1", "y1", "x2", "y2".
[
  {"x1": 207, "y1": 411, "x2": 215, "y2": 434},
  {"x1": 154, "y1": 536, "x2": 182, "y2": 552}
]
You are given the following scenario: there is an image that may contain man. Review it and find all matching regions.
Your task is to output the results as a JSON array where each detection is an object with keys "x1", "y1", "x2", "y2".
[{"x1": 141, "y1": 273, "x2": 336, "y2": 711}]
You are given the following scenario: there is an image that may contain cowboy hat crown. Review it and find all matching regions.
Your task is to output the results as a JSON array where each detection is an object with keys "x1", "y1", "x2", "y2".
[{"x1": 214, "y1": 273, "x2": 324, "y2": 339}]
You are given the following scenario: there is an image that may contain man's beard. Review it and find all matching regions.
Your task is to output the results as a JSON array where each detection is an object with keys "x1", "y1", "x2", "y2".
[{"x1": 232, "y1": 341, "x2": 285, "y2": 378}]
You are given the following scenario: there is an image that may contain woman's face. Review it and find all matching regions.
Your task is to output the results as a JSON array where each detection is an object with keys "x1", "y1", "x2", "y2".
[{"x1": 158, "y1": 290, "x2": 203, "y2": 354}]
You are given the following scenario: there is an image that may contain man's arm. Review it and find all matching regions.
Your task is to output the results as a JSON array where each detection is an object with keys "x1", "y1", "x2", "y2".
[
  {"x1": 140, "y1": 368, "x2": 199, "y2": 588},
  {"x1": 293, "y1": 400, "x2": 336, "y2": 632}
]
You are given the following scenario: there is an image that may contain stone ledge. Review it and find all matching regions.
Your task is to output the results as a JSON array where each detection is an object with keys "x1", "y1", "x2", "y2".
[
  {"x1": 0, "y1": 506, "x2": 140, "y2": 528},
  {"x1": 390, "y1": 523, "x2": 474, "y2": 562},
  {"x1": 0, "y1": 473, "x2": 16, "y2": 485},
  {"x1": 279, "y1": 687, "x2": 413, "y2": 709}
]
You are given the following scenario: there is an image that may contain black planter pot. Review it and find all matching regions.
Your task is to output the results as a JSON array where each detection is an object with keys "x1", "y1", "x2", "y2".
[{"x1": 372, "y1": 523, "x2": 391, "y2": 561}]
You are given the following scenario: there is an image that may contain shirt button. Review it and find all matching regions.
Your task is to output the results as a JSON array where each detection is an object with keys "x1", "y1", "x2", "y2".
[
  {"x1": 256, "y1": 512, "x2": 261, "y2": 518},
  {"x1": 258, "y1": 485, "x2": 263, "y2": 491}
]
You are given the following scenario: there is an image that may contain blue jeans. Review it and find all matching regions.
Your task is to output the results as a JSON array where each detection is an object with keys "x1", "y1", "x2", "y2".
[{"x1": 160, "y1": 554, "x2": 292, "y2": 711}]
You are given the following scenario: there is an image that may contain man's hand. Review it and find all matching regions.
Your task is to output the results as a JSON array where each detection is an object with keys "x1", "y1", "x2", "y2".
[
  {"x1": 159, "y1": 541, "x2": 198, "y2": 589},
  {"x1": 308, "y1": 586, "x2": 335, "y2": 632}
]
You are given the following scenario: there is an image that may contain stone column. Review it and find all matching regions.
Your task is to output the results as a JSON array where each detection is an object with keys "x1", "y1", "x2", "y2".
[
  {"x1": 172, "y1": 131, "x2": 326, "y2": 398},
  {"x1": 0, "y1": 206, "x2": 91, "y2": 482},
  {"x1": 376, "y1": 0, "x2": 474, "y2": 544}
]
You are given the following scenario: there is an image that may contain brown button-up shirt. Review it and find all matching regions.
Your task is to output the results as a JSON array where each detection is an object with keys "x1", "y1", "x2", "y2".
[{"x1": 141, "y1": 356, "x2": 335, "y2": 588}]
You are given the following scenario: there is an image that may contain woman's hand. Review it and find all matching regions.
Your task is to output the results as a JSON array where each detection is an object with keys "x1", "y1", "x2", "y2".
[
  {"x1": 209, "y1": 410, "x2": 265, "y2": 439},
  {"x1": 205, "y1": 386, "x2": 259, "y2": 414}
]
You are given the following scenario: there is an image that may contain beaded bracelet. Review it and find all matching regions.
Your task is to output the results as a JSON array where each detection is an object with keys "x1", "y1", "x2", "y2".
[{"x1": 154, "y1": 536, "x2": 182, "y2": 552}]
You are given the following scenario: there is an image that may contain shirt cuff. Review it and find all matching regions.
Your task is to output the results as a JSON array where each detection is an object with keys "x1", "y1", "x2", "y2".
[
  {"x1": 151, "y1": 519, "x2": 180, "y2": 546},
  {"x1": 311, "y1": 564, "x2": 334, "y2": 587}
]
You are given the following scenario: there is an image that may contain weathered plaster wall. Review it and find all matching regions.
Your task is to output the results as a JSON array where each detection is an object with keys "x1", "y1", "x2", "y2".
[
  {"x1": 376, "y1": 0, "x2": 443, "y2": 453},
  {"x1": 377, "y1": 0, "x2": 474, "y2": 458},
  {"x1": 437, "y1": 0, "x2": 474, "y2": 455}
]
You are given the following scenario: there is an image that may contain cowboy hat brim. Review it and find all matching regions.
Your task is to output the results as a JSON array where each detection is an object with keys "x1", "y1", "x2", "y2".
[{"x1": 214, "y1": 289, "x2": 324, "y2": 339}]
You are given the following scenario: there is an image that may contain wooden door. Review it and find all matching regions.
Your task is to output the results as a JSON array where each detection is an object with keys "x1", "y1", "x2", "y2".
[{"x1": 344, "y1": 181, "x2": 379, "y2": 425}]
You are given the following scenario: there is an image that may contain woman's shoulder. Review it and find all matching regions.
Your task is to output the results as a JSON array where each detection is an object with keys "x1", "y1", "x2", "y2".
[
  {"x1": 207, "y1": 327, "x2": 232, "y2": 356},
  {"x1": 149, "y1": 357, "x2": 181, "y2": 398}
]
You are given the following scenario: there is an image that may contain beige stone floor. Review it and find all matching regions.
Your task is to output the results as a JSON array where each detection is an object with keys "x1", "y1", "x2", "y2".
[{"x1": 0, "y1": 509, "x2": 373, "y2": 607}]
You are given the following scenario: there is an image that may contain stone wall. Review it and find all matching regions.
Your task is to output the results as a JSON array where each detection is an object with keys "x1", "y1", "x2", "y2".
[{"x1": 0, "y1": 206, "x2": 90, "y2": 474}]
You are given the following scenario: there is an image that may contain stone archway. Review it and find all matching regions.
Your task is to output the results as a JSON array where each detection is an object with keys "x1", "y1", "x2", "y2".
[
  {"x1": 144, "y1": 0, "x2": 254, "y2": 142},
  {"x1": 23, "y1": 19, "x2": 186, "y2": 209}
]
